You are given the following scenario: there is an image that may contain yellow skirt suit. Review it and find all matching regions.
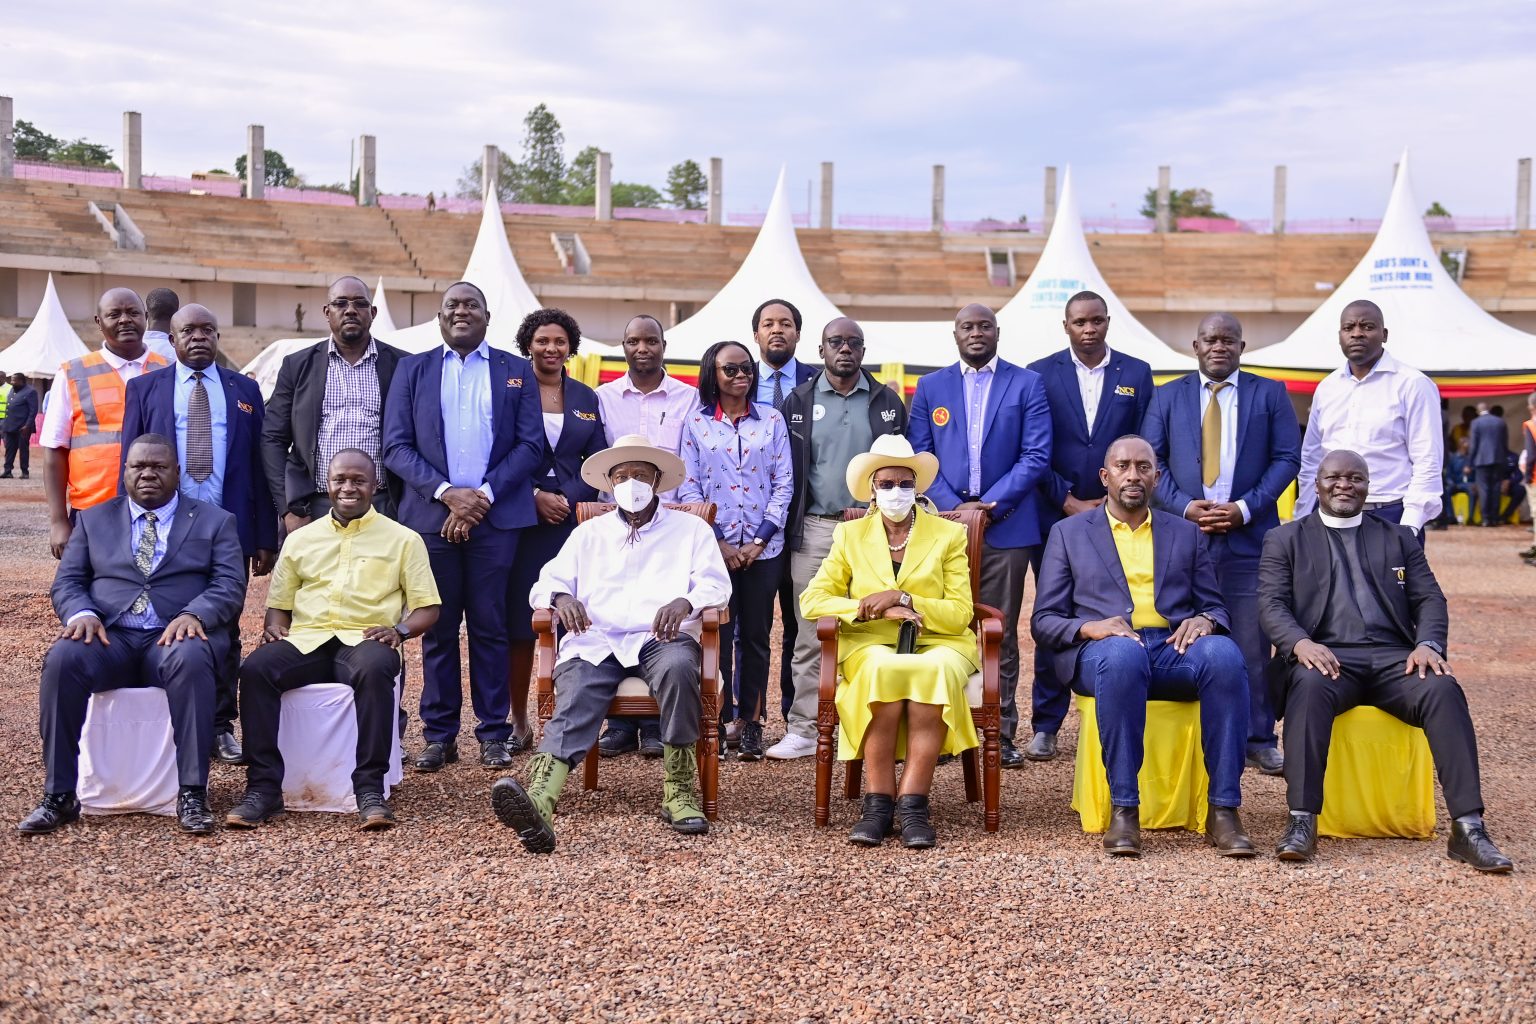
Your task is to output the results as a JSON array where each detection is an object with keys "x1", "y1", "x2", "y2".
[{"x1": 799, "y1": 509, "x2": 981, "y2": 760}]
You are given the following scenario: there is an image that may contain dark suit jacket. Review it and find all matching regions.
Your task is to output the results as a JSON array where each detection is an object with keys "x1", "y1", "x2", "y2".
[
  {"x1": 1031, "y1": 506, "x2": 1229, "y2": 686},
  {"x1": 260, "y1": 337, "x2": 406, "y2": 518},
  {"x1": 383, "y1": 345, "x2": 544, "y2": 533},
  {"x1": 120, "y1": 364, "x2": 278, "y2": 557},
  {"x1": 1025, "y1": 348, "x2": 1154, "y2": 526},
  {"x1": 52, "y1": 495, "x2": 247, "y2": 643},
  {"x1": 1468, "y1": 412, "x2": 1509, "y2": 468},
  {"x1": 907, "y1": 359, "x2": 1054, "y2": 548},
  {"x1": 534, "y1": 375, "x2": 605, "y2": 505},
  {"x1": 1141, "y1": 370, "x2": 1300, "y2": 559}
]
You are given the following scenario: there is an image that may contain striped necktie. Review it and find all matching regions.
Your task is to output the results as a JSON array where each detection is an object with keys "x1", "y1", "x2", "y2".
[{"x1": 186, "y1": 371, "x2": 213, "y2": 483}]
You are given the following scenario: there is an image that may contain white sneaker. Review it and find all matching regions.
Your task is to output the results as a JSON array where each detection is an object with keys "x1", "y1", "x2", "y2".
[{"x1": 764, "y1": 733, "x2": 818, "y2": 760}]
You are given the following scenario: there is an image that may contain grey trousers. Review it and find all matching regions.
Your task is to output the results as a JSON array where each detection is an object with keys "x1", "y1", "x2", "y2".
[
  {"x1": 538, "y1": 637, "x2": 703, "y2": 764},
  {"x1": 787, "y1": 515, "x2": 840, "y2": 740},
  {"x1": 980, "y1": 540, "x2": 1036, "y2": 746}
]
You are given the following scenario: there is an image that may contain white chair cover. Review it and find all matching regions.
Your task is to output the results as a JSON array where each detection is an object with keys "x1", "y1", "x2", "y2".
[
  {"x1": 77, "y1": 688, "x2": 179, "y2": 817},
  {"x1": 278, "y1": 680, "x2": 404, "y2": 812}
]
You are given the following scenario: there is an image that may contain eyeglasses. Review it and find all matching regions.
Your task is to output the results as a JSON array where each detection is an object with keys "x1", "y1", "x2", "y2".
[
  {"x1": 327, "y1": 299, "x2": 372, "y2": 311},
  {"x1": 824, "y1": 336, "x2": 864, "y2": 351},
  {"x1": 872, "y1": 480, "x2": 916, "y2": 492},
  {"x1": 719, "y1": 362, "x2": 754, "y2": 379}
]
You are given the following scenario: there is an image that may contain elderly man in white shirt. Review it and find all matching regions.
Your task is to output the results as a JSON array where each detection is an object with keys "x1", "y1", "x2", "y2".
[
  {"x1": 1296, "y1": 299, "x2": 1443, "y2": 541},
  {"x1": 491, "y1": 434, "x2": 731, "y2": 854}
]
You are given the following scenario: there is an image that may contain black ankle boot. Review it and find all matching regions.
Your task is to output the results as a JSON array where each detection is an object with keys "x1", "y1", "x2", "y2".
[
  {"x1": 848, "y1": 793, "x2": 895, "y2": 846},
  {"x1": 894, "y1": 794, "x2": 936, "y2": 849}
]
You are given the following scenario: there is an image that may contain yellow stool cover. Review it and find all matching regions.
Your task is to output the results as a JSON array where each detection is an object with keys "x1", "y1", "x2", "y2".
[
  {"x1": 1072, "y1": 695, "x2": 1209, "y2": 833},
  {"x1": 1316, "y1": 706, "x2": 1436, "y2": 839}
]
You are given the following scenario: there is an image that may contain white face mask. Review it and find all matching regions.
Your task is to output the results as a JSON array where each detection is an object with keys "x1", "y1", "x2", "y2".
[
  {"x1": 873, "y1": 483, "x2": 916, "y2": 521},
  {"x1": 612, "y1": 478, "x2": 655, "y2": 514}
]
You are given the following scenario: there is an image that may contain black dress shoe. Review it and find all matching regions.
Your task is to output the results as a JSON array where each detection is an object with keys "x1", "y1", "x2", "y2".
[
  {"x1": 177, "y1": 787, "x2": 217, "y2": 835},
  {"x1": 894, "y1": 794, "x2": 937, "y2": 849},
  {"x1": 507, "y1": 728, "x2": 534, "y2": 755},
  {"x1": 1024, "y1": 731, "x2": 1058, "y2": 761},
  {"x1": 737, "y1": 721, "x2": 765, "y2": 762},
  {"x1": 17, "y1": 792, "x2": 80, "y2": 835},
  {"x1": 1206, "y1": 805, "x2": 1256, "y2": 857},
  {"x1": 414, "y1": 741, "x2": 458, "y2": 772},
  {"x1": 480, "y1": 739, "x2": 513, "y2": 768},
  {"x1": 1104, "y1": 805, "x2": 1141, "y2": 857},
  {"x1": 225, "y1": 789, "x2": 285, "y2": 829},
  {"x1": 1245, "y1": 747, "x2": 1284, "y2": 775},
  {"x1": 356, "y1": 792, "x2": 396, "y2": 831},
  {"x1": 638, "y1": 722, "x2": 664, "y2": 759},
  {"x1": 1275, "y1": 812, "x2": 1318, "y2": 862},
  {"x1": 1000, "y1": 741, "x2": 1025, "y2": 769},
  {"x1": 849, "y1": 793, "x2": 895, "y2": 847},
  {"x1": 1447, "y1": 820, "x2": 1514, "y2": 873},
  {"x1": 213, "y1": 730, "x2": 246, "y2": 765},
  {"x1": 598, "y1": 727, "x2": 638, "y2": 758}
]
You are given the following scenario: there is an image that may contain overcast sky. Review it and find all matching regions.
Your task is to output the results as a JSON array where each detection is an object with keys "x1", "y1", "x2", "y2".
[{"x1": 7, "y1": 0, "x2": 1533, "y2": 224}]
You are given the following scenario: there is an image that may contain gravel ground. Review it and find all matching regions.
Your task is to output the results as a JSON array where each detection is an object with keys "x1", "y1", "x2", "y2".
[{"x1": 0, "y1": 474, "x2": 1532, "y2": 1023}]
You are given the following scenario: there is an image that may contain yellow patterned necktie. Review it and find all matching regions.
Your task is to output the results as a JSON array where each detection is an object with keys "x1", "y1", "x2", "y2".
[{"x1": 1202, "y1": 382, "x2": 1231, "y2": 488}]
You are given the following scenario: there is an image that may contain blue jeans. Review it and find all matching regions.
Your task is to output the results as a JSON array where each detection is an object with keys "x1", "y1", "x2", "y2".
[{"x1": 1075, "y1": 627, "x2": 1247, "y2": 808}]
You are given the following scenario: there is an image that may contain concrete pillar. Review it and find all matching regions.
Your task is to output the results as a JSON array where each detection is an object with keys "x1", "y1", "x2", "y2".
[
  {"x1": 1273, "y1": 165, "x2": 1287, "y2": 235},
  {"x1": 1043, "y1": 166, "x2": 1058, "y2": 231},
  {"x1": 0, "y1": 96, "x2": 15, "y2": 179},
  {"x1": 819, "y1": 162, "x2": 834, "y2": 230},
  {"x1": 1517, "y1": 157, "x2": 1532, "y2": 231},
  {"x1": 1155, "y1": 165, "x2": 1171, "y2": 232},
  {"x1": 482, "y1": 144, "x2": 500, "y2": 202},
  {"x1": 595, "y1": 150, "x2": 613, "y2": 220},
  {"x1": 708, "y1": 157, "x2": 723, "y2": 226},
  {"x1": 931, "y1": 164, "x2": 945, "y2": 232},
  {"x1": 357, "y1": 134, "x2": 376, "y2": 206},
  {"x1": 245, "y1": 124, "x2": 265, "y2": 199},
  {"x1": 122, "y1": 111, "x2": 142, "y2": 190}
]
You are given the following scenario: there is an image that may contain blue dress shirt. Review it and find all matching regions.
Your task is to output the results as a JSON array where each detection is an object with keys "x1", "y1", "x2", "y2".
[
  {"x1": 118, "y1": 493, "x2": 179, "y2": 629},
  {"x1": 755, "y1": 356, "x2": 801, "y2": 408},
  {"x1": 438, "y1": 342, "x2": 495, "y2": 502},
  {"x1": 962, "y1": 360, "x2": 996, "y2": 496},
  {"x1": 174, "y1": 362, "x2": 227, "y2": 506}
]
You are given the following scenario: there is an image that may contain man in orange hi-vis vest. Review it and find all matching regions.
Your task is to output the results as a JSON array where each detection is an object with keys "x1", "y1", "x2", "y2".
[{"x1": 41, "y1": 288, "x2": 170, "y2": 558}]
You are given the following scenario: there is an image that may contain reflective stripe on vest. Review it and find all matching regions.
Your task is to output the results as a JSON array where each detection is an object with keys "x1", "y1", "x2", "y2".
[{"x1": 63, "y1": 350, "x2": 168, "y2": 508}]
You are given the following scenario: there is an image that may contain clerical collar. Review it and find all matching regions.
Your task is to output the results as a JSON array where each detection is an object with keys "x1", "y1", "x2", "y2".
[{"x1": 1319, "y1": 511, "x2": 1363, "y2": 529}]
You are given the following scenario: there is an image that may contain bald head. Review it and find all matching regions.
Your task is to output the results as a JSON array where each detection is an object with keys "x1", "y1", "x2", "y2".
[
  {"x1": 1316, "y1": 449, "x2": 1370, "y2": 517},
  {"x1": 170, "y1": 304, "x2": 220, "y2": 370},
  {"x1": 1338, "y1": 299, "x2": 1388, "y2": 374},
  {"x1": 1100, "y1": 435, "x2": 1157, "y2": 516},
  {"x1": 819, "y1": 316, "x2": 865, "y2": 382},
  {"x1": 954, "y1": 303, "x2": 999, "y2": 369},
  {"x1": 1193, "y1": 312, "x2": 1245, "y2": 380},
  {"x1": 1342, "y1": 299, "x2": 1384, "y2": 325},
  {"x1": 94, "y1": 288, "x2": 147, "y2": 357},
  {"x1": 326, "y1": 276, "x2": 375, "y2": 346},
  {"x1": 1105, "y1": 434, "x2": 1155, "y2": 468}
]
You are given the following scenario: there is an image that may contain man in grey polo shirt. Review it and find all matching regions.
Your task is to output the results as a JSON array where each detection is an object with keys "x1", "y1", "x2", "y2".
[{"x1": 768, "y1": 317, "x2": 908, "y2": 759}]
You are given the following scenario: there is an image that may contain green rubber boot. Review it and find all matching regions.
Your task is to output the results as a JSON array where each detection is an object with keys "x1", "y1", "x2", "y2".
[
  {"x1": 491, "y1": 753, "x2": 569, "y2": 854},
  {"x1": 660, "y1": 743, "x2": 709, "y2": 835}
]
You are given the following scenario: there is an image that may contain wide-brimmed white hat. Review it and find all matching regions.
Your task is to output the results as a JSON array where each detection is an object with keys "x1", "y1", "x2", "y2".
[
  {"x1": 845, "y1": 434, "x2": 939, "y2": 502},
  {"x1": 580, "y1": 433, "x2": 688, "y2": 494}
]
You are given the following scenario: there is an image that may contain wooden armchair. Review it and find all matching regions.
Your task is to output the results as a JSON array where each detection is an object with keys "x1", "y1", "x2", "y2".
[
  {"x1": 532, "y1": 501, "x2": 727, "y2": 820},
  {"x1": 813, "y1": 507, "x2": 1004, "y2": 832}
]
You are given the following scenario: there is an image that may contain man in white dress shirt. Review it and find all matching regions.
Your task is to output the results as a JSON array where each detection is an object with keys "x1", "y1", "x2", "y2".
[
  {"x1": 491, "y1": 435, "x2": 731, "y2": 854},
  {"x1": 1296, "y1": 299, "x2": 1443, "y2": 543}
]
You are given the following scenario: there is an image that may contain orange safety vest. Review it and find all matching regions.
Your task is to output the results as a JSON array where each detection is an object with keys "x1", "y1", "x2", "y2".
[{"x1": 63, "y1": 349, "x2": 169, "y2": 510}]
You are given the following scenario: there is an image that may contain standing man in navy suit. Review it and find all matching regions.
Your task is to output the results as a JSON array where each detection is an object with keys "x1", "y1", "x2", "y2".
[
  {"x1": 1022, "y1": 291, "x2": 1154, "y2": 761},
  {"x1": 121, "y1": 304, "x2": 278, "y2": 766},
  {"x1": 384, "y1": 281, "x2": 543, "y2": 772},
  {"x1": 1143, "y1": 312, "x2": 1300, "y2": 774},
  {"x1": 909, "y1": 303, "x2": 1052, "y2": 768}
]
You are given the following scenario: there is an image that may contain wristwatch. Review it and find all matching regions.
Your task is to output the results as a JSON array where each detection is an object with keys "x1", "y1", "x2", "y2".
[
  {"x1": 394, "y1": 623, "x2": 411, "y2": 641},
  {"x1": 753, "y1": 537, "x2": 767, "y2": 547},
  {"x1": 897, "y1": 592, "x2": 912, "y2": 608}
]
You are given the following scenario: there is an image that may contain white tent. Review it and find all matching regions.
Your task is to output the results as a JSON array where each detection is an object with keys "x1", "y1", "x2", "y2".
[
  {"x1": 386, "y1": 189, "x2": 542, "y2": 354},
  {"x1": 371, "y1": 277, "x2": 400, "y2": 334},
  {"x1": 861, "y1": 168, "x2": 1195, "y2": 372},
  {"x1": 1250, "y1": 150, "x2": 1536, "y2": 374},
  {"x1": 664, "y1": 166, "x2": 846, "y2": 360},
  {"x1": 0, "y1": 274, "x2": 91, "y2": 378}
]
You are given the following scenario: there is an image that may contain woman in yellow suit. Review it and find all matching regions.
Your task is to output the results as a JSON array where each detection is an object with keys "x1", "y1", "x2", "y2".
[{"x1": 800, "y1": 435, "x2": 979, "y2": 849}]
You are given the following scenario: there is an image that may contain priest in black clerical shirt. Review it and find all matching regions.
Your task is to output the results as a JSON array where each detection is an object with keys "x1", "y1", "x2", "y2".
[{"x1": 1258, "y1": 449, "x2": 1511, "y2": 873}]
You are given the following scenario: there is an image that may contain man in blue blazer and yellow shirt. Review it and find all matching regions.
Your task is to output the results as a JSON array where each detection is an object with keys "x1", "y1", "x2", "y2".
[
  {"x1": 1023, "y1": 291, "x2": 1154, "y2": 761},
  {"x1": 1142, "y1": 312, "x2": 1300, "y2": 775},
  {"x1": 384, "y1": 281, "x2": 544, "y2": 772},
  {"x1": 909, "y1": 303, "x2": 1052, "y2": 768},
  {"x1": 1032, "y1": 436, "x2": 1253, "y2": 858},
  {"x1": 121, "y1": 304, "x2": 278, "y2": 766}
]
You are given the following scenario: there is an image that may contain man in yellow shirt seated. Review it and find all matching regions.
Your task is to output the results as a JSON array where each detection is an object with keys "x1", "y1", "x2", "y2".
[
  {"x1": 227, "y1": 449, "x2": 441, "y2": 831},
  {"x1": 1032, "y1": 436, "x2": 1252, "y2": 858}
]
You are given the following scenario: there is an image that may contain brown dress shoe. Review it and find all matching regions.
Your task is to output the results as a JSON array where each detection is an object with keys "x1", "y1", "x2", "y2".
[
  {"x1": 1104, "y1": 805, "x2": 1141, "y2": 857},
  {"x1": 1206, "y1": 805, "x2": 1256, "y2": 857}
]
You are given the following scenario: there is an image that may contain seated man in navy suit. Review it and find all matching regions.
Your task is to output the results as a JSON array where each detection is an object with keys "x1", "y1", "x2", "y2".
[
  {"x1": 909, "y1": 303, "x2": 1052, "y2": 768},
  {"x1": 1032, "y1": 436, "x2": 1252, "y2": 858},
  {"x1": 19, "y1": 434, "x2": 247, "y2": 836},
  {"x1": 1142, "y1": 312, "x2": 1299, "y2": 776},
  {"x1": 121, "y1": 303, "x2": 279, "y2": 766}
]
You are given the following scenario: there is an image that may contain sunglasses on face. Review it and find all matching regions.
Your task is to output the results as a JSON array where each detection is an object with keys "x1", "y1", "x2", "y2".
[
  {"x1": 873, "y1": 480, "x2": 916, "y2": 492},
  {"x1": 719, "y1": 362, "x2": 754, "y2": 379},
  {"x1": 824, "y1": 336, "x2": 865, "y2": 351}
]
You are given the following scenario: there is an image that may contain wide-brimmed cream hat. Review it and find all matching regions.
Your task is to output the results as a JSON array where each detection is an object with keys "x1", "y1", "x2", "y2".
[
  {"x1": 580, "y1": 433, "x2": 688, "y2": 494},
  {"x1": 845, "y1": 434, "x2": 939, "y2": 502}
]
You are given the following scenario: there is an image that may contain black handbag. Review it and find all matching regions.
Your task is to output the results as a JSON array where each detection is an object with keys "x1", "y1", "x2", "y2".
[{"x1": 896, "y1": 618, "x2": 918, "y2": 655}]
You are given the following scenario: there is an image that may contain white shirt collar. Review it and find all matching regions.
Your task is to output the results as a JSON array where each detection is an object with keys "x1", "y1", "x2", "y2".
[
  {"x1": 1070, "y1": 346, "x2": 1112, "y2": 373},
  {"x1": 1198, "y1": 369, "x2": 1239, "y2": 391},
  {"x1": 961, "y1": 354, "x2": 1000, "y2": 375},
  {"x1": 1336, "y1": 348, "x2": 1400, "y2": 381},
  {"x1": 1319, "y1": 510, "x2": 1363, "y2": 528},
  {"x1": 98, "y1": 346, "x2": 148, "y2": 371},
  {"x1": 620, "y1": 370, "x2": 685, "y2": 396}
]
